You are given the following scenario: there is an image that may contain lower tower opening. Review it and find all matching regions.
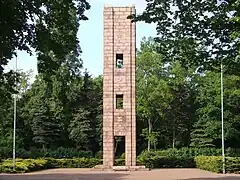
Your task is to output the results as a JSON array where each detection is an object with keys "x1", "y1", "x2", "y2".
[{"x1": 114, "y1": 136, "x2": 125, "y2": 166}]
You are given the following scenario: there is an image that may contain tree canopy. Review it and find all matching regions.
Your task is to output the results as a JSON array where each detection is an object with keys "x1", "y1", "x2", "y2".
[
  {"x1": 134, "y1": 0, "x2": 240, "y2": 74},
  {"x1": 0, "y1": 0, "x2": 90, "y2": 96}
]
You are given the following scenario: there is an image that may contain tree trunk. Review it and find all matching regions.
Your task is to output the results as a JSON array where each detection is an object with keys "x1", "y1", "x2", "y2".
[
  {"x1": 148, "y1": 119, "x2": 152, "y2": 151},
  {"x1": 173, "y1": 125, "x2": 175, "y2": 149},
  {"x1": 154, "y1": 140, "x2": 156, "y2": 150},
  {"x1": 42, "y1": 144, "x2": 46, "y2": 150}
]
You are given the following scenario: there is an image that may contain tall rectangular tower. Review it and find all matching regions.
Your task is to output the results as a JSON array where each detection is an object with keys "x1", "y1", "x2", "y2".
[{"x1": 103, "y1": 6, "x2": 136, "y2": 168}]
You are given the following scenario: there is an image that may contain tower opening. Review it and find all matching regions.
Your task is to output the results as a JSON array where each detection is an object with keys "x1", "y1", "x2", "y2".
[
  {"x1": 116, "y1": 94, "x2": 123, "y2": 109},
  {"x1": 114, "y1": 136, "x2": 125, "y2": 166},
  {"x1": 116, "y1": 54, "x2": 123, "y2": 68}
]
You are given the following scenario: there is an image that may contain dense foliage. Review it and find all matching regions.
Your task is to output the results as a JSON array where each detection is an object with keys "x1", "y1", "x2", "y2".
[
  {"x1": 0, "y1": 0, "x2": 90, "y2": 97},
  {"x1": 134, "y1": 0, "x2": 240, "y2": 74},
  {"x1": 0, "y1": 37, "x2": 240, "y2": 157}
]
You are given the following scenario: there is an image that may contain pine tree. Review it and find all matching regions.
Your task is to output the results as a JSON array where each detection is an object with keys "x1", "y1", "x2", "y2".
[
  {"x1": 190, "y1": 120, "x2": 215, "y2": 148},
  {"x1": 31, "y1": 101, "x2": 60, "y2": 149},
  {"x1": 68, "y1": 108, "x2": 93, "y2": 150}
]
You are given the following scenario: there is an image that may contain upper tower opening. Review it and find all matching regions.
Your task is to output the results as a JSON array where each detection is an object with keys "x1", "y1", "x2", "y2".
[{"x1": 116, "y1": 54, "x2": 123, "y2": 68}]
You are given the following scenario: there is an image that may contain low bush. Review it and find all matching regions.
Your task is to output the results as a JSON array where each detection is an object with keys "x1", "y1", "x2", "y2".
[
  {"x1": 138, "y1": 154, "x2": 240, "y2": 173},
  {"x1": 195, "y1": 156, "x2": 240, "y2": 173},
  {"x1": 114, "y1": 159, "x2": 125, "y2": 166},
  {"x1": 49, "y1": 158, "x2": 101, "y2": 168},
  {"x1": 0, "y1": 158, "x2": 101, "y2": 173},
  {"x1": 1, "y1": 151, "x2": 240, "y2": 174},
  {"x1": 0, "y1": 147, "x2": 12, "y2": 159},
  {"x1": 138, "y1": 149, "x2": 240, "y2": 170},
  {"x1": 95, "y1": 151, "x2": 103, "y2": 159},
  {"x1": 140, "y1": 147, "x2": 240, "y2": 158},
  {"x1": 138, "y1": 154, "x2": 195, "y2": 169},
  {"x1": 195, "y1": 156, "x2": 222, "y2": 173},
  {"x1": 0, "y1": 158, "x2": 49, "y2": 173},
  {"x1": 0, "y1": 147, "x2": 93, "y2": 159},
  {"x1": 2, "y1": 147, "x2": 240, "y2": 160},
  {"x1": 225, "y1": 157, "x2": 240, "y2": 173}
]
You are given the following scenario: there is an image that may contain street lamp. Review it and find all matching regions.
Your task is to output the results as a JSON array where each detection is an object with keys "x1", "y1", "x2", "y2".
[
  {"x1": 13, "y1": 55, "x2": 17, "y2": 170},
  {"x1": 221, "y1": 62, "x2": 225, "y2": 174}
]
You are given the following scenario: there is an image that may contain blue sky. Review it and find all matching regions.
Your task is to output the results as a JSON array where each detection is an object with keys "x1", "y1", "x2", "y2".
[{"x1": 7, "y1": 0, "x2": 156, "y2": 77}]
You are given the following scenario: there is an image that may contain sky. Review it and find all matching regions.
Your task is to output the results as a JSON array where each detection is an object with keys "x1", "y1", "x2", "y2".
[{"x1": 7, "y1": 0, "x2": 156, "y2": 77}]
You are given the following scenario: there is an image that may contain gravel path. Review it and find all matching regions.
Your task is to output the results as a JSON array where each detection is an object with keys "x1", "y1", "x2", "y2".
[{"x1": 1, "y1": 168, "x2": 240, "y2": 180}]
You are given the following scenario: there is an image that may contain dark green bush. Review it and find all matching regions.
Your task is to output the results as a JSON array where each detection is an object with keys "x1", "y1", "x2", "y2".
[
  {"x1": 225, "y1": 157, "x2": 240, "y2": 173},
  {"x1": 39, "y1": 148, "x2": 93, "y2": 158},
  {"x1": 0, "y1": 147, "x2": 12, "y2": 159},
  {"x1": 114, "y1": 159, "x2": 125, "y2": 166},
  {"x1": 51, "y1": 158, "x2": 101, "y2": 168},
  {"x1": 138, "y1": 154, "x2": 195, "y2": 169},
  {"x1": 153, "y1": 148, "x2": 219, "y2": 157},
  {"x1": 137, "y1": 148, "x2": 240, "y2": 170},
  {"x1": 139, "y1": 148, "x2": 240, "y2": 159},
  {"x1": 0, "y1": 147, "x2": 93, "y2": 159},
  {"x1": 1, "y1": 147, "x2": 240, "y2": 160},
  {"x1": 95, "y1": 151, "x2": 103, "y2": 159}
]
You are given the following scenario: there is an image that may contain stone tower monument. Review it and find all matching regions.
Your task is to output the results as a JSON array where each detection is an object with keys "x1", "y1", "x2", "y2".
[{"x1": 103, "y1": 5, "x2": 136, "y2": 169}]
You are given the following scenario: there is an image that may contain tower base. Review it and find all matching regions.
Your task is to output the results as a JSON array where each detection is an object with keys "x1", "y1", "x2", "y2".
[{"x1": 92, "y1": 165, "x2": 149, "y2": 171}]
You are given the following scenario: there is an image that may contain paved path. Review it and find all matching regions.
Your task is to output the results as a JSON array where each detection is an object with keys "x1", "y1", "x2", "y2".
[{"x1": 1, "y1": 168, "x2": 240, "y2": 180}]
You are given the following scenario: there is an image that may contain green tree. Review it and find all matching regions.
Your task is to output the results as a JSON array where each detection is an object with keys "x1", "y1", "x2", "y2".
[
  {"x1": 26, "y1": 77, "x2": 60, "y2": 149},
  {"x1": 31, "y1": 101, "x2": 60, "y2": 149},
  {"x1": 136, "y1": 37, "x2": 199, "y2": 149},
  {"x1": 0, "y1": 90, "x2": 13, "y2": 150},
  {"x1": 0, "y1": 0, "x2": 90, "y2": 74},
  {"x1": 92, "y1": 75, "x2": 103, "y2": 152},
  {"x1": 193, "y1": 71, "x2": 240, "y2": 148},
  {"x1": 68, "y1": 71, "x2": 103, "y2": 153},
  {"x1": 69, "y1": 108, "x2": 92, "y2": 150},
  {"x1": 190, "y1": 120, "x2": 215, "y2": 148},
  {"x1": 0, "y1": 0, "x2": 90, "y2": 100},
  {"x1": 134, "y1": 0, "x2": 239, "y2": 74},
  {"x1": 166, "y1": 61, "x2": 198, "y2": 148},
  {"x1": 136, "y1": 37, "x2": 173, "y2": 150},
  {"x1": 0, "y1": 70, "x2": 34, "y2": 151}
]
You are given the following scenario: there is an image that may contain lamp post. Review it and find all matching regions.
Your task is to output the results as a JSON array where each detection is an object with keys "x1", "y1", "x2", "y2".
[
  {"x1": 221, "y1": 62, "x2": 225, "y2": 174},
  {"x1": 13, "y1": 55, "x2": 17, "y2": 170}
]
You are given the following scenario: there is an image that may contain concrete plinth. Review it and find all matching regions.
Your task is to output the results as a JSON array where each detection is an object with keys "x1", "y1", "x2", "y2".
[{"x1": 93, "y1": 165, "x2": 149, "y2": 172}]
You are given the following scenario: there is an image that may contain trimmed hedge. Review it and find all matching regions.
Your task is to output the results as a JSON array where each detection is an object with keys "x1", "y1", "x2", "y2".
[
  {"x1": 1, "y1": 147, "x2": 240, "y2": 159},
  {"x1": 138, "y1": 151, "x2": 240, "y2": 173},
  {"x1": 225, "y1": 157, "x2": 240, "y2": 173},
  {"x1": 195, "y1": 156, "x2": 240, "y2": 173},
  {"x1": 140, "y1": 148, "x2": 240, "y2": 158},
  {"x1": 0, "y1": 158, "x2": 101, "y2": 173},
  {"x1": 47, "y1": 158, "x2": 101, "y2": 168},
  {"x1": 0, "y1": 156, "x2": 195, "y2": 173},
  {"x1": 138, "y1": 154, "x2": 195, "y2": 169},
  {"x1": 0, "y1": 147, "x2": 93, "y2": 159},
  {"x1": 195, "y1": 156, "x2": 223, "y2": 173},
  {"x1": 0, "y1": 158, "x2": 50, "y2": 173},
  {"x1": 1, "y1": 154, "x2": 240, "y2": 174}
]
